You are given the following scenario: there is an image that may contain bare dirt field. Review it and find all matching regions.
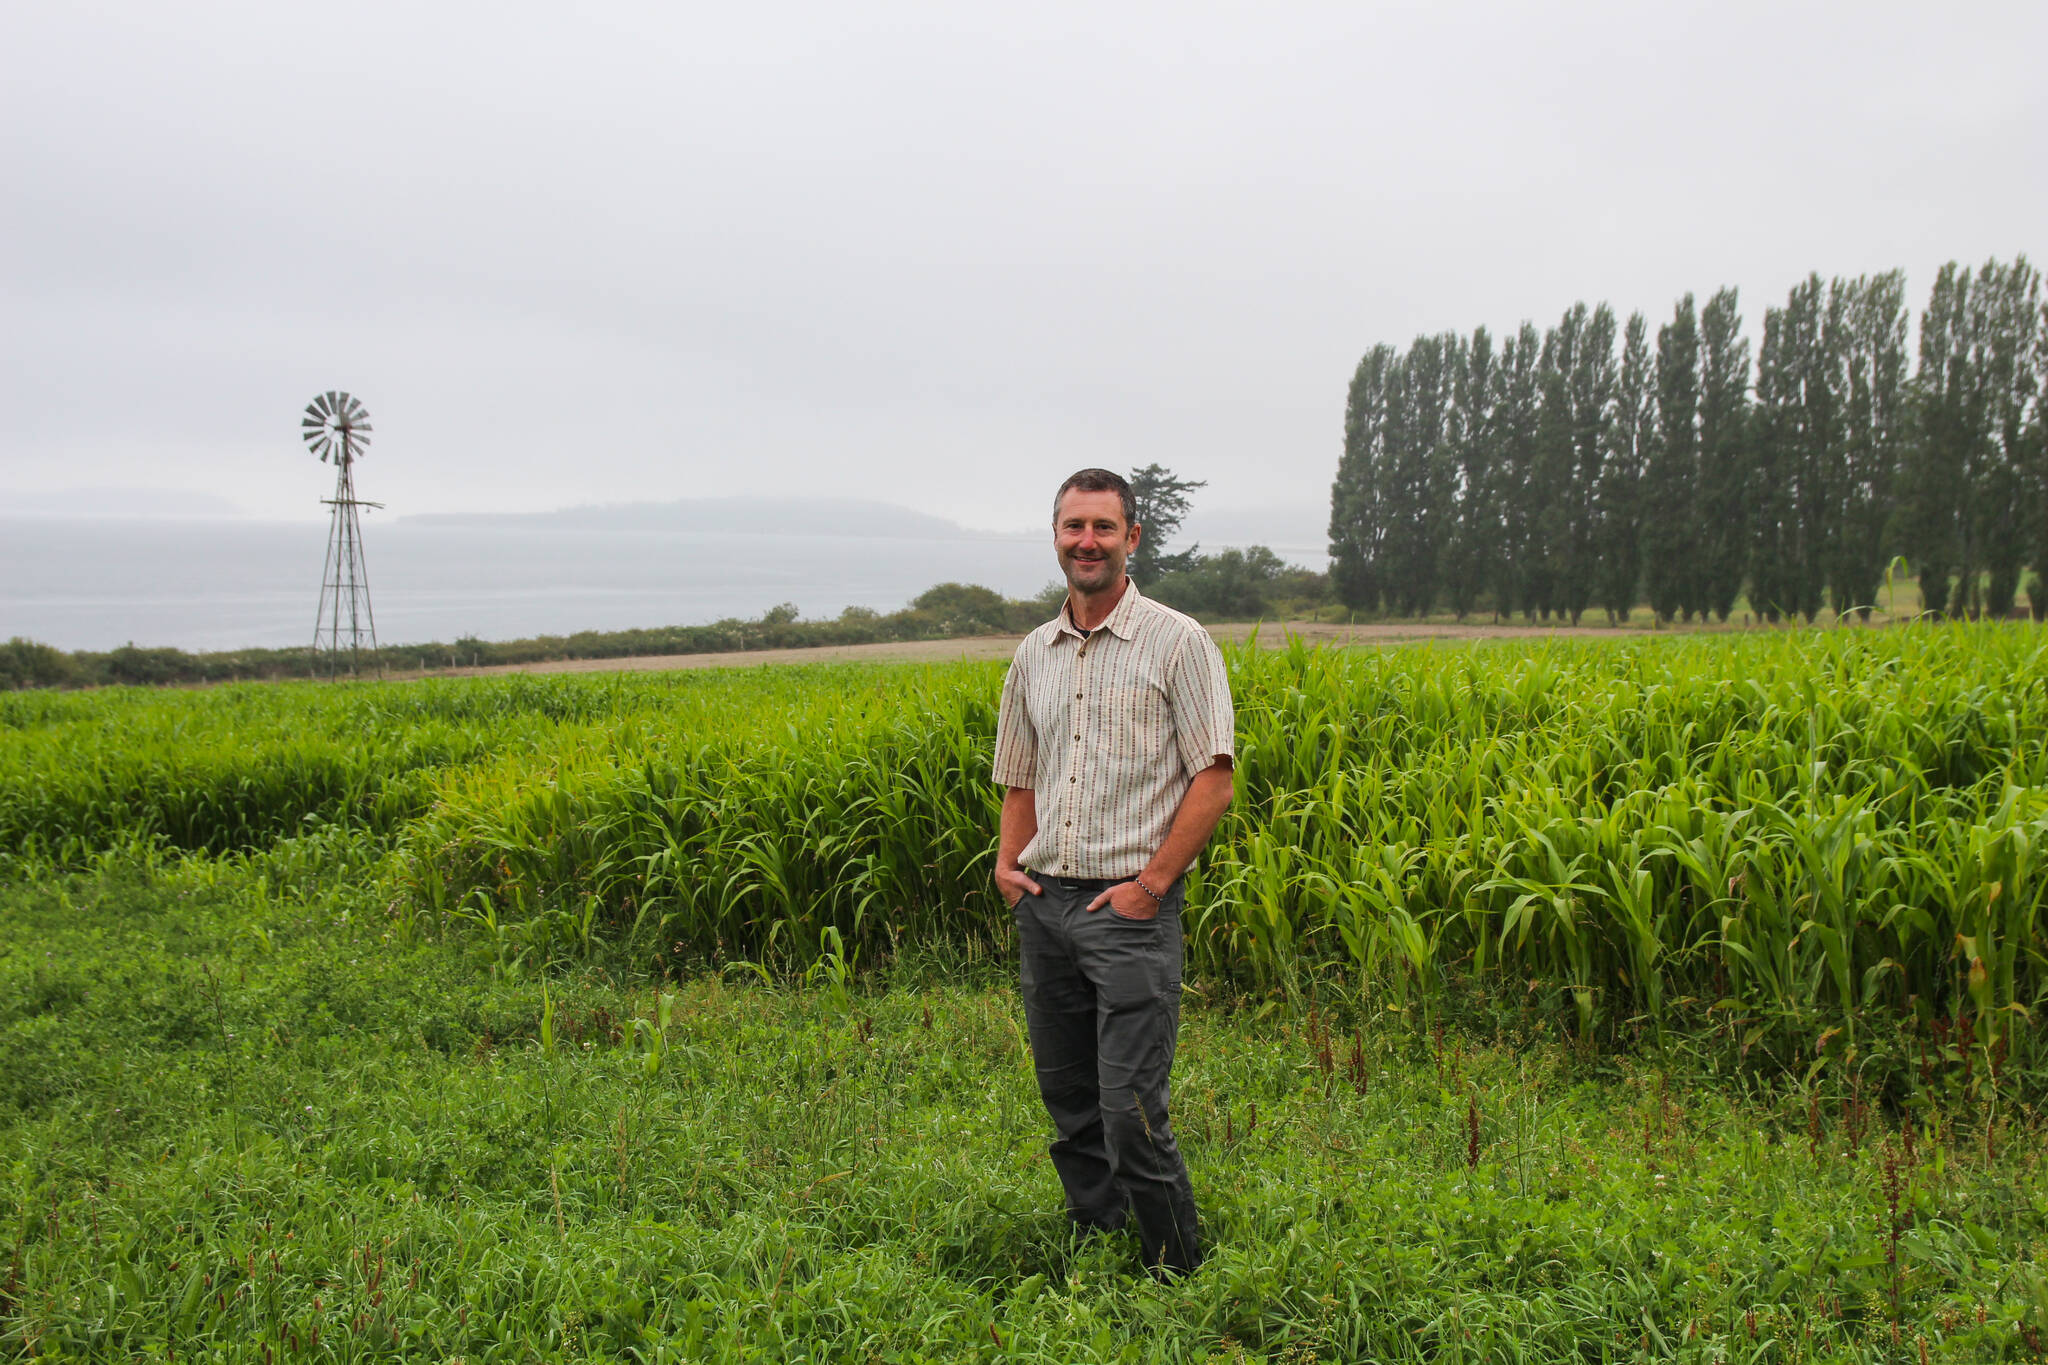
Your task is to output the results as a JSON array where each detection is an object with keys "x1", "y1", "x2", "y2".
[{"x1": 425, "y1": 618, "x2": 1672, "y2": 680}]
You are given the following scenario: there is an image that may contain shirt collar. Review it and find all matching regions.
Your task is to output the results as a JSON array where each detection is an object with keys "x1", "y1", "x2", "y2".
[{"x1": 1052, "y1": 577, "x2": 1143, "y2": 644}]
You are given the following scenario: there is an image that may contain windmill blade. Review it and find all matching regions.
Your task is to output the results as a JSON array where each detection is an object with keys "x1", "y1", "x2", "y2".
[{"x1": 299, "y1": 391, "x2": 376, "y2": 467}]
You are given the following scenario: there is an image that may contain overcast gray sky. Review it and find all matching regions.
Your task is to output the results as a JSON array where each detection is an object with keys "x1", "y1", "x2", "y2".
[{"x1": 4, "y1": 0, "x2": 2043, "y2": 533}]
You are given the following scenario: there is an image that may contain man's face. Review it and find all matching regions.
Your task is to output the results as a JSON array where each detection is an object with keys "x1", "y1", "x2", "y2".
[{"x1": 1054, "y1": 488, "x2": 1141, "y2": 597}]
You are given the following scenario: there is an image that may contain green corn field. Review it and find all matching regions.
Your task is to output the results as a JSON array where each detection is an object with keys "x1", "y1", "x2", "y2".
[{"x1": 4, "y1": 626, "x2": 2043, "y2": 1090}]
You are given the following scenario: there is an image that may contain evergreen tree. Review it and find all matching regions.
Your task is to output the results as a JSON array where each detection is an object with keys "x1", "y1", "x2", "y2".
[
  {"x1": 1330, "y1": 345, "x2": 1396, "y2": 612},
  {"x1": 1969, "y1": 256, "x2": 2041, "y2": 616},
  {"x1": 1527, "y1": 310, "x2": 1581, "y2": 620},
  {"x1": 1643, "y1": 295, "x2": 1700, "y2": 622},
  {"x1": 1562, "y1": 303, "x2": 1618, "y2": 624},
  {"x1": 1442, "y1": 327, "x2": 1498, "y2": 619},
  {"x1": 1695, "y1": 287, "x2": 1751, "y2": 621},
  {"x1": 1375, "y1": 349, "x2": 1418, "y2": 612},
  {"x1": 1754, "y1": 275, "x2": 1842, "y2": 621},
  {"x1": 1900, "y1": 263, "x2": 1971, "y2": 617},
  {"x1": 1491, "y1": 323, "x2": 1542, "y2": 620},
  {"x1": 1827, "y1": 272, "x2": 1908, "y2": 618},
  {"x1": 1749, "y1": 304, "x2": 1797, "y2": 621},
  {"x1": 1381, "y1": 334, "x2": 1458, "y2": 616},
  {"x1": 1127, "y1": 463, "x2": 1207, "y2": 583},
  {"x1": 1800, "y1": 281, "x2": 1850, "y2": 621},
  {"x1": 1594, "y1": 312, "x2": 1653, "y2": 621}
]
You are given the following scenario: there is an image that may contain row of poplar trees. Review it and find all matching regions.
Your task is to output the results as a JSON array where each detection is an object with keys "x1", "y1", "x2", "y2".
[{"x1": 1327, "y1": 256, "x2": 2047, "y2": 623}]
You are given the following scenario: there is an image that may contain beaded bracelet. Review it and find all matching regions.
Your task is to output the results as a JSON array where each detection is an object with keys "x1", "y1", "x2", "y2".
[{"x1": 1134, "y1": 875, "x2": 1165, "y2": 905}]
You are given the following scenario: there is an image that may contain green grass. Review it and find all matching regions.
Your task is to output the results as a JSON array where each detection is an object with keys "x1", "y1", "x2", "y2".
[
  {"x1": 5, "y1": 628, "x2": 2047, "y2": 1359},
  {"x1": 4, "y1": 848, "x2": 2045, "y2": 1363}
]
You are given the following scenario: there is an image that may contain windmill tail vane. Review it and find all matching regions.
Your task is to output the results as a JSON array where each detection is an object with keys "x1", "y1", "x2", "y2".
[{"x1": 302, "y1": 391, "x2": 381, "y2": 672}]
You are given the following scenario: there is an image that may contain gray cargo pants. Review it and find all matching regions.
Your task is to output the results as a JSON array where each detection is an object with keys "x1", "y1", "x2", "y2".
[{"x1": 1014, "y1": 874, "x2": 1202, "y2": 1274}]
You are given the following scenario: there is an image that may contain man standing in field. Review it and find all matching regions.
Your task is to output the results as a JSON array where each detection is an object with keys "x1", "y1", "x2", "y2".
[{"x1": 991, "y1": 467, "x2": 1235, "y2": 1276}]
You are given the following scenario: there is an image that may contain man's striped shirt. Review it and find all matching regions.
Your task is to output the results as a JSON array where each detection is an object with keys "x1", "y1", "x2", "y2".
[{"x1": 991, "y1": 579, "x2": 1235, "y2": 879}]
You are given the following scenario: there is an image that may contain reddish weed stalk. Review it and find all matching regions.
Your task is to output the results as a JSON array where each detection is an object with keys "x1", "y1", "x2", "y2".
[{"x1": 1878, "y1": 1136, "x2": 1909, "y2": 1321}]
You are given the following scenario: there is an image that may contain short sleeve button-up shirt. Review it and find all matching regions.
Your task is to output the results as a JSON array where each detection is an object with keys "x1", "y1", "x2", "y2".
[{"x1": 991, "y1": 579, "x2": 1235, "y2": 878}]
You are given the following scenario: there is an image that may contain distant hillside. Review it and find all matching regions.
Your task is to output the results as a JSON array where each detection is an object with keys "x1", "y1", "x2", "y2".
[{"x1": 400, "y1": 496, "x2": 1025, "y2": 539}]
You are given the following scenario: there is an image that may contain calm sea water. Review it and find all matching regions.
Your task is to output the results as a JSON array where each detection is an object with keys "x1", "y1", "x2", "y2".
[{"x1": 1, "y1": 519, "x2": 1080, "y2": 652}]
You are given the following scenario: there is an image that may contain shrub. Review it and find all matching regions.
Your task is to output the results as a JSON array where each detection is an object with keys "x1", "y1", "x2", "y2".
[{"x1": 0, "y1": 638, "x2": 78, "y2": 690}]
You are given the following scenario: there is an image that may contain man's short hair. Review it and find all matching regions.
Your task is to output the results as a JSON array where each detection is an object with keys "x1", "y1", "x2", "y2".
[{"x1": 1053, "y1": 468, "x2": 1136, "y2": 528}]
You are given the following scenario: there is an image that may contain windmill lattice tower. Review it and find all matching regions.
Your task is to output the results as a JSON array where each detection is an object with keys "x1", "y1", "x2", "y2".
[{"x1": 301, "y1": 391, "x2": 382, "y2": 673}]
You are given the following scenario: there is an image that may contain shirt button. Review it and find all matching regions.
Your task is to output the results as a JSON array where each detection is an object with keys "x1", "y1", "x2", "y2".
[
  {"x1": 1075, "y1": 692, "x2": 1083, "y2": 699},
  {"x1": 1069, "y1": 776, "x2": 1077, "y2": 783},
  {"x1": 1073, "y1": 734, "x2": 1080, "y2": 740},
  {"x1": 1064, "y1": 821, "x2": 1071, "y2": 827}
]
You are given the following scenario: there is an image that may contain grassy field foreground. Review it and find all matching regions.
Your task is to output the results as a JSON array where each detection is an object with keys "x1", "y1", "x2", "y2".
[
  {"x1": 4, "y1": 629, "x2": 2047, "y2": 1360},
  {"x1": 3, "y1": 843, "x2": 2045, "y2": 1364}
]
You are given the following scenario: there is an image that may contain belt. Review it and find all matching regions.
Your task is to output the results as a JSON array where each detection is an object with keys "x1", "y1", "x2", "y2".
[{"x1": 1032, "y1": 873, "x2": 1124, "y2": 891}]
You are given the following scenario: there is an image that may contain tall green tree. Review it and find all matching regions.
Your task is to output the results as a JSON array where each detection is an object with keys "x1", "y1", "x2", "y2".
[
  {"x1": 1594, "y1": 311, "x2": 1653, "y2": 621},
  {"x1": 1561, "y1": 303, "x2": 1618, "y2": 624},
  {"x1": 1442, "y1": 327, "x2": 1498, "y2": 619},
  {"x1": 1969, "y1": 256, "x2": 2041, "y2": 616},
  {"x1": 1491, "y1": 323, "x2": 1542, "y2": 620},
  {"x1": 1749, "y1": 304, "x2": 1796, "y2": 621},
  {"x1": 1330, "y1": 345, "x2": 1396, "y2": 612},
  {"x1": 1696, "y1": 288, "x2": 1751, "y2": 621},
  {"x1": 1527, "y1": 310, "x2": 1581, "y2": 620},
  {"x1": 1381, "y1": 334, "x2": 1459, "y2": 616},
  {"x1": 1643, "y1": 295, "x2": 1700, "y2": 622},
  {"x1": 1826, "y1": 272, "x2": 1908, "y2": 618},
  {"x1": 1752, "y1": 275, "x2": 1842, "y2": 621},
  {"x1": 1127, "y1": 463, "x2": 1207, "y2": 583},
  {"x1": 1899, "y1": 263, "x2": 1972, "y2": 617}
]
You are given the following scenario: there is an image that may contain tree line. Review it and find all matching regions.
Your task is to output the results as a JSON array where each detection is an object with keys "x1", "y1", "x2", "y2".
[{"x1": 1328, "y1": 256, "x2": 2047, "y2": 623}]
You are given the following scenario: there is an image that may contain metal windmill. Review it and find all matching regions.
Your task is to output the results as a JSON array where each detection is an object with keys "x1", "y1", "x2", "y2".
[{"x1": 301, "y1": 391, "x2": 382, "y2": 673}]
